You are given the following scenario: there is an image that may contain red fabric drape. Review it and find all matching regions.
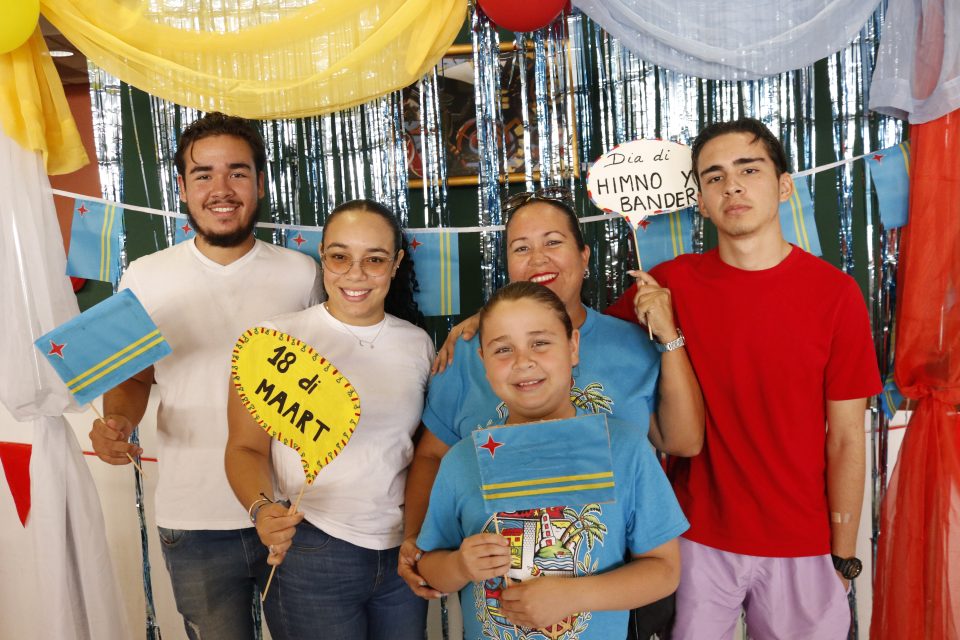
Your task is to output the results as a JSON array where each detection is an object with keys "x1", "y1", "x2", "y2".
[
  {"x1": 0, "y1": 441, "x2": 32, "y2": 527},
  {"x1": 871, "y1": 111, "x2": 960, "y2": 639}
]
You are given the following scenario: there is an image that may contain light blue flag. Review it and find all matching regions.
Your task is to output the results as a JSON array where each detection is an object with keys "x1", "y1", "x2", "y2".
[
  {"x1": 472, "y1": 413, "x2": 616, "y2": 513},
  {"x1": 633, "y1": 208, "x2": 693, "y2": 270},
  {"x1": 173, "y1": 217, "x2": 197, "y2": 245},
  {"x1": 66, "y1": 199, "x2": 124, "y2": 284},
  {"x1": 779, "y1": 175, "x2": 822, "y2": 256},
  {"x1": 34, "y1": 289, "x2": 172, "y2": 405},
  {"x1": 866, "y1": 142, "x2": 911, "y2": 229},
  {"x1": 285, "y1": 228, "x2": 324, "y2": 262},
  {"x1": 406, "y1": 232, "x2": 460, "y2": 316},
  {"x1": 881, "y1": 373, "x2": 904, "y2": 420}
]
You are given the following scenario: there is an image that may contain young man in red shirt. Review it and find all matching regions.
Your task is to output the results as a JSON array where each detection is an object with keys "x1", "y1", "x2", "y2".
[{"x1": 607, "y1": 118, "x2": 881, "y2": 639}]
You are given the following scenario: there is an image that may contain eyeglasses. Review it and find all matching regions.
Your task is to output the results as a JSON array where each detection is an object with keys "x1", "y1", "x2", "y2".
[
  {"x1": 503, "y1": 187, "x2": 575, "y2": 216},
  {"x1": 321, "y1": 252, "x2": 398, "y2": 277}
]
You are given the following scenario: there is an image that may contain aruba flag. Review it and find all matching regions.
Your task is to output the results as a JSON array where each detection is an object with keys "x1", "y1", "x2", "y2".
[
  {"x1": 34, "y1": 290, "x2": 172, "y2": 406},
  {"x1": 285, "y1": 229, "x2": 324, "y2": 262},
  {"x1": 633, "y1": 208, "x2": 693, "y2": 270},
  {"x1": 66, "y1": 199, "x2": 123, "y2": 284},
  {"x1": 778, "y1": 175, "x2": 822, "y2": 256},
  {"x1": 881, "y1": 373, "x2": 904, "y2": 420},
  {"x1": 172, "y1": 217, "x2": 197, "y2": 244},
  {"x1": 866, "y1": 142, "x2": 911, "y2": 229},
  {"x1": 473, "y1": 413, "x2": 616, "y2": 513},
  {"x1": 406, "y1": 232, "x2": 460, "y2": 317}
]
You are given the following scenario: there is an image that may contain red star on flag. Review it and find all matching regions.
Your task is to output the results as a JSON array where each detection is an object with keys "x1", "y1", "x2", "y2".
[
  {"x1": 637, "y1": 218, "x2": 651, "y2": 230},
  {"x1": 293, "y1": 233, "x2": 306, "y2": 247},
  {"x1": 181, "y1": 223, "x2": 193, "y2": 235},
  {"x1": 47, "y1": 340, "x2": 66, "y2": 358},
  {"x1": 873, "y1": 153, "x2": 885, "y2": 162},
  {"x1": 479, "y1": 434, "x2": 504, "y2": 458},
  {"x1": 77, "y1": 204, "x2": 88, "y2": 216},
  {"x1": 409, "y1": 236, "x2": 422, "y2": 251}
]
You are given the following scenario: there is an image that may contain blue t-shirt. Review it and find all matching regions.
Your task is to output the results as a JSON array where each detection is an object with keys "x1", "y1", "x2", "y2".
[
  {"x1": 418, "y1": 416, "x2": 689, "y2": 640},
  {"x1": 423, "y1": 308, "x2": 660, "y2": 446}
]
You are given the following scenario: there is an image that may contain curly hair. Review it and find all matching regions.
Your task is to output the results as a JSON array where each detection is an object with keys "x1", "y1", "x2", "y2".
[
  {"x1": 323, "y1": 200, "x2": 424, "y2": 328},
  {"x1": 174, "y1": 112, "x2": 267, "y2": 176}
]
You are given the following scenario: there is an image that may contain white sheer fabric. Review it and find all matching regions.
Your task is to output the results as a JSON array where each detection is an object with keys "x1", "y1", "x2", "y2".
[
  {"x1": 869, "y1": 0, "x2": 960, "y2": 123},
  {"x1": 0, "y1": 131, "x2": 128, "y2": 639},
  {"x1": 571, "y1": 0, "x2": 881, "y2": 80}
]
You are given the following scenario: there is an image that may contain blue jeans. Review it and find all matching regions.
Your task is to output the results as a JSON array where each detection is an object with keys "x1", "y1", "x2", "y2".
[
  {"x1": 262, "y1": 521, "x2": 427, "y2": 640},
  {"x1": 158, "y1": 526, "x2": 268, "y2": 640}
]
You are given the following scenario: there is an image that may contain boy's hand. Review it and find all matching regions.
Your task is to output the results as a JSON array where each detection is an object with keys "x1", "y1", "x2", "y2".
[
  {"x1": 456, "y1": 533, "x2": 511, "y2": 582},
  {"x1": 500, "y1": 576, "x2": 573, "y2": 629}
]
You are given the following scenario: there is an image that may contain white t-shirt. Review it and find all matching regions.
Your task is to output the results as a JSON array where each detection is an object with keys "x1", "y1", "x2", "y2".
[
  {"x1": 120, "y1": 239, "x2": 323, "y2": 530},
  {"x1": 265, "y1": 304, "x2": 434, "y2": 550}
]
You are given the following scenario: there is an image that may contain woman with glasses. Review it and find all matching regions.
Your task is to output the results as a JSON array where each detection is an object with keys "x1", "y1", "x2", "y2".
[
  {"x1": 225, "y1": 199, "x2": 434, "y2": 640},
  {"x1": 400, "y1": 189, "x2": 703, "y2": 638}
]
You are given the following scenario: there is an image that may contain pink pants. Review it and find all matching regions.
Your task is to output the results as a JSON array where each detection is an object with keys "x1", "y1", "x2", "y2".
[{"x1": 672, "y1": 538, "x2": 851, "y2": 640}]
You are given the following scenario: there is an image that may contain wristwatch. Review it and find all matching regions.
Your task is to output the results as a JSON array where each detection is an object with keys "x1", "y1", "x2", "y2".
[
  {"x1": 655, "y1": 328, "x2": 686, "y2": 353},
  {"x1": 831, "y1": 554, "x2": 863, "y2": 580}
]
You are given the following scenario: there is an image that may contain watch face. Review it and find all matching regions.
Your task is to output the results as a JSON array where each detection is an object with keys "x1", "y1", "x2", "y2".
[{"x1": 845, "y1": 558, "x2": 863, "y2": 580}]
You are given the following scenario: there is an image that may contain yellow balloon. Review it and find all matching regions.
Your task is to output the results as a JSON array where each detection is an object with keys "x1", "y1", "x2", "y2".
[
  {"x1": 0, "y1": 0, "x2": 40, "y2": 54},
  {"x1": 232, "y1": 327, "x2": 360, "y2": 484}
]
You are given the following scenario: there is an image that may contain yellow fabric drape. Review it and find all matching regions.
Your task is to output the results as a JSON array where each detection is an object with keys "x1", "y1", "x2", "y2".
[
  {"x1": 40, "y1": 0, "x2": 467, "y2": 120},
  {"x1": 0, "y1": 28, "x2": 88, "y2": 175}
]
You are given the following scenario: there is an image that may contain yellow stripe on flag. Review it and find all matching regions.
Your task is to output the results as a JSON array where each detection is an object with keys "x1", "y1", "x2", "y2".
[
  {"x1": 788, "y1": 190, "x2": 810, "y2": 252},
  {"x1": 482, "y1": 470, "x2": 614, "y2": 491},
  {"x1": 70, "y1": 335, "x2": 167, "y2": 394},
  {"x1": 669, "y1": 212, "x2": 681, "y2": 257},
  {"x1": 484, "y1": 481, "x2": 616, "y2": 501},
  {"x1": 444, "y1": 233, "x2": 454, "y2": 315},
  {"x1": 899, "y1": 142, "x2": 910, "y2": 177},
  {"x1": 99, "y1": 204, "x2": 116, "y2": 281},
  {"x1": 67, "y1": 329, "x2": 162, "y2": 387}
]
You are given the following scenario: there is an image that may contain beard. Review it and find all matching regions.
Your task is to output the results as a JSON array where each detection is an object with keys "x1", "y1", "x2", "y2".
[{"x1": 186, "y1": 209, "x2": 259, "y2": 248}]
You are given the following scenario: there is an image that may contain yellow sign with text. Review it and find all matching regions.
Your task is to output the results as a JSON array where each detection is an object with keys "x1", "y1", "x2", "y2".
[{"x1": 232, "y1": 327, "x2": 360, "y2": 483}]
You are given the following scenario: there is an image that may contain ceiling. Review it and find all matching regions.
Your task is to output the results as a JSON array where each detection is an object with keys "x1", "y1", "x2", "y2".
[{"x1": 40, "y1": 17, "x2": 89, "y2": 86}]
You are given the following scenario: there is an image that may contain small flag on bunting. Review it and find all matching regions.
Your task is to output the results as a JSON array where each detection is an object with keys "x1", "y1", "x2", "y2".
[
  {"x1": 0, "y1": 442, "x2": 32, "y2": 527},
  {"x1": 633, "y1": 209, "x2": 693, "y2": 270},
  {"x1": 66, "y1": 199, "x2": 123, "y2": 284},
  {"x1": 285, "y1": 229, "x2": 324, "y2": 262},
  {"x1": 173, "y1": 218, "x2": 196, "y2": 244},
  {"x1": 881, "y1": 373, "x2": 904, "y2": 420},
  {"x1": 473, "y1": 413, "x2": 616, "y2": 513},
  {"x1": 34, "y1": 289, "x2": 172, "y2": 405},
  {"x1": 778, "y1": 175, "x2": 822, "y2": 256},
  {"x1": 866, "y1": 142, "x2": 911, "y2": 229},
  {"x1": 406, "y1": 232, "x2": 460, "y2": 317}
]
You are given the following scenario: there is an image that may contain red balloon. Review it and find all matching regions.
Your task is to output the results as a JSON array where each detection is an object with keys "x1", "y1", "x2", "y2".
[{"x1": 477, "y1": 0, "x2": 568, "y2": 32}]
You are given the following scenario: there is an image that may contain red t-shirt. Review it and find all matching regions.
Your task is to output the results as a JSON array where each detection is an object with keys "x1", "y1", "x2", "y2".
[{"x1": 607, "y1": 247, "x2": 881, "y2": 556}]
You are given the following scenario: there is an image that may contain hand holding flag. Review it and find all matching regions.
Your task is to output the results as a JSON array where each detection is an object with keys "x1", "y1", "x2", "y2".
[{"x1": 34, "y1": 289, "x2": 172, "y2": 474}]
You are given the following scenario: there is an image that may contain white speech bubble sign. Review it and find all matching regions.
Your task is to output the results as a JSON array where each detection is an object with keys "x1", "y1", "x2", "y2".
[{"x1": 587, "y1": 139, "x2": 696, "y2": 227}]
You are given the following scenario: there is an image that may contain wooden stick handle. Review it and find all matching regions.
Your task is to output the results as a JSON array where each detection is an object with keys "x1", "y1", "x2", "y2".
[
  {"x1": 261, "y1": 483, "x2": 308, "y2": 602},
  {"x1": 631, "y1": 232, "x2": 654, "y2": 340}
]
